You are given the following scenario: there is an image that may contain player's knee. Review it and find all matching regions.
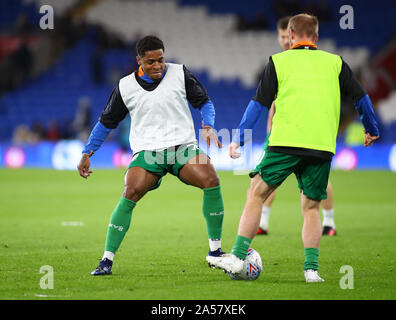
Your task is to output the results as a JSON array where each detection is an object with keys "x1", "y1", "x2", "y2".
[
  {"x1": 201, "y1": 174, "x2": 220, "y2": 189},
  {"x1": 249, "y1": 177, "x2": 273, "y2": 200},
  {"x1": 249, "y1": 179, "x2": 260, "y2": 196},
  {"x1": 301, "y1": 195, "x2": 320, "y2": 211},
  {"x1": 248, "y1": 185, "x2": 264, "y2": 201},
  {"x1": 122, "y1": 184, "x2": 144, "y2": 202}
]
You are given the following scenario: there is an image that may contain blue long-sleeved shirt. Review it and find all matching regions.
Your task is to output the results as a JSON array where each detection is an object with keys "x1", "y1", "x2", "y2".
[
  {"x1": 82, "y1": 121, "x2": 111, "y2": 154},
  {"x1": 200, "y1": 100, "x2": 215, "y2": 128},
  {"x1": 232, "y1": 99, "x2": 268, "y2": 146},
  {"x1": 355, "y1": 94, "x2": 379, "y2": 136}
]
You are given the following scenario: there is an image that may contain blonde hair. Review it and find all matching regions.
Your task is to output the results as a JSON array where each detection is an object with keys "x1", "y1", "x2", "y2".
[{"x1": 288, "y1": 14, "x2": 319, "y2": 38}]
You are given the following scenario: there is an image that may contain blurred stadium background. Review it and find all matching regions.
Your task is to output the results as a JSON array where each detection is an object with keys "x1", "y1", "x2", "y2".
[{"x1": 0, "y1": 0, "x2": 395, "y2": 171}]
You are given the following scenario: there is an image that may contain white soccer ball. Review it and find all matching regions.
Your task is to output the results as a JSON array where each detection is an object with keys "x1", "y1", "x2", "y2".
[{"x1": 228, "y1": 248, "x2": 262, "y2": 280}]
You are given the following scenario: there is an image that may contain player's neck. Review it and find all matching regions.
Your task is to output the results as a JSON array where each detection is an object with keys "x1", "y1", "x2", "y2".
[
  {"x1": 291, "y1": 40, "x2": 317, "y2": 49},
  {"x1": 138, "y1": 66, "x2": 166, "y2": 83}
]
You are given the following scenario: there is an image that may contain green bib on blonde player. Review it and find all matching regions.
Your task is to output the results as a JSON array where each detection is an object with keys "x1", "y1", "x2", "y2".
[{"x1": 270, "y1": 49, "x2": 342, "y2": 154}]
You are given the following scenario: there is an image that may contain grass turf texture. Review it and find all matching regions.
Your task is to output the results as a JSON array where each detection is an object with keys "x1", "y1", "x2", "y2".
[{"x1": 0, "y1": 169, "x2": 395, "y2": 300}]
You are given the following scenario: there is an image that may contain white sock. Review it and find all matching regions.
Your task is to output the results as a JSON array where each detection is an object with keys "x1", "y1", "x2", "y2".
[
  {"x1": 322, "y1": 209, "x2": 335, "y2": 229},
  {"x1": 259, "y1": 206, "x2": 271, "y2": 230},
  {"x1": 209, "y1": 239, "x2": 221, "y2": 252},
  {"x1": 102, "y1": 251, "x2": 114, "y2": 261}
]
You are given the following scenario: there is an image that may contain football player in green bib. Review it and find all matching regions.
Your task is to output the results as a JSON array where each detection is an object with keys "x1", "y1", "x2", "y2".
[
  {"x1": 258, "y1": 16, "x2": 337, "y2": 236},
  {"x1": 209, "y1": 14, "x2": 379, "y2": 283}
]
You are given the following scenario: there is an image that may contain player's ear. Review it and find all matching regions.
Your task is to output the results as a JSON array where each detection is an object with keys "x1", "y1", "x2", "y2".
[
  {"x1": 136, "y1": 55, "x2": 141, "y2": 66},
  {"x1": 313, "y1": 33, "x2": 319, "y2": 43},
  {"x1": 288, "y1": 28, "x2": 293, "y2": 41}
]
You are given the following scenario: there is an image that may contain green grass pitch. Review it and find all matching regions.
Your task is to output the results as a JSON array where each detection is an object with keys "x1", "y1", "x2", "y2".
[{"x1": 0, "y1": 168, "x2": 395, "y2": 300}]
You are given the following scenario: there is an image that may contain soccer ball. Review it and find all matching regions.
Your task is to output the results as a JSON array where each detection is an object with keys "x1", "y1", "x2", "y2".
[{"x1": 228, "y1": 248, "x2": 262, "y2": 280}]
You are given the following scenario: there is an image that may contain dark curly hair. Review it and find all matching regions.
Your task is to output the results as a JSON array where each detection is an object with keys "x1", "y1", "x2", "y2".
[{"x1": 136, "y1": 35, "x2": 165, "y2": 57}]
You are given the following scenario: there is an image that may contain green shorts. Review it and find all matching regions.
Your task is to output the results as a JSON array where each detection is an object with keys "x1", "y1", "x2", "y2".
[
  {"x1": 128, "y1": 143, "x2": 205, "y2": 190},
  {"x1": 250, "y1": 149, "x2": 331, "y2": 201}
]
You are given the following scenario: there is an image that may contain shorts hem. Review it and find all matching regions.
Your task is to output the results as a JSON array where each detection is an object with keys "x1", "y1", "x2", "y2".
[
  {"x1": 250, "y1": 170, "x2": 282, "y2": 187},
  {"x1": 128, "y1": 164, "x2": 164, "y2": 178},
  {"x1": 300, "y1": 189, "x2": 326, "y2": 201}
]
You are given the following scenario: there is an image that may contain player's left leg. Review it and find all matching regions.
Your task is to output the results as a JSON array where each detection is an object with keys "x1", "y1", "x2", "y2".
[
  {"x1": 177, "y1": 152, "x2": 225, "y2": 261},
  {"x1": 301, "y1": 194, "x2": 324, "y2": 282},
  {"x1": 208, "y1": 150, "x2": 296, "y2": 274},
  {"x1": 321, "y1": 181, "x2": 336, "y2": 236},
  {"x1": 237, "y1": 175, "x2": 276, "y2": 239}
]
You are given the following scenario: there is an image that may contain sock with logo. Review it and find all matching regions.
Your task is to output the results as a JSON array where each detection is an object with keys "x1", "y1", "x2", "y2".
[
  {"x1": 304, "y1": 247, "x2": 319, "y2": 271},
  {"x1": 231, "y1": 235, "x2": 252, "y2": 260},
  {"x1": 202, "y1": 186, "x2": 224, "y2": 241},
  {"x1": 104, "y1": 197, "x2": 136, "y2": 255}
]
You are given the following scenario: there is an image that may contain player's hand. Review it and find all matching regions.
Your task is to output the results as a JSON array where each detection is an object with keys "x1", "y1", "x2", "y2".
[
  {"x1": 201, "y1": 125, "x2": 222, "y2": 148},
  {"x1": 229, "y1": 142, "x2": 241, "y2": 159},
  {"x1": 364, "y1": 130, "x2": 379, "y2": 147},
  {"x1": 77, "y1": 150, "x2": 94, "y2": 179}
]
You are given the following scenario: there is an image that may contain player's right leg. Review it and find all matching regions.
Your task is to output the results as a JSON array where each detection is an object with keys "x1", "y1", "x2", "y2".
[
  {"x1": 91, "y1": 165, "x2": 161, "y2": 276},
  {"x1": 209, "y1": 175, "x2": 277, "y2": 274},
  {"x1": 255, "y1": 134, "x2": 274, "y2": 235},
  {"x1": 209, "y1": 150, "x2": 297, "y2": 274}
]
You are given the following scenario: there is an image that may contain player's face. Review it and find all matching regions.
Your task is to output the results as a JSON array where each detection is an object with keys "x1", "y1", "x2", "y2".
[
  {"x1": 277, "y1": 28, "x2": 290, "y2": 51},
  {"x1": 137, "y1": 49, "x2": 165, "y2": 80}
]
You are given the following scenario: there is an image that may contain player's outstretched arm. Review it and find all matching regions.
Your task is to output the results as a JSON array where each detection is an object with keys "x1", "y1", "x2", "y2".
[
  {"x1": 201, "y1": 124, "x2": 222, "y2": 148},
  {"x1": 198, "y1": 100, "x2": 222, "y2": 148},
  {"x1": 183, "y1": 65, "x2": 223, "y2": 148},
  {"x1": 339, "y1": 60, "x2": 380, "y2": 146},
  {"x1": 77, "y1": 84, "x2": 128, "y2": 179},
  {"x1": 229, "y1": 142, "x2": 241, "y2": 159},
  {"x1": 77, "y1": 150, "x2": 94, "y2": 179},
  {"x1": 230, "y1": 99, "x2": 268, "y2": 158},
  {"x1": 229, "y1": 57, "x2": 275, "y2": 158},
  {"x1": 364, "y1": 130, "x2": 379, "y2": 147},
  {"x1": 354, "y1": 94, "x2": 380, "y2": 146},
  {"x1": 77, "y1": 121, "x2": 111, "y2": 179}
]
